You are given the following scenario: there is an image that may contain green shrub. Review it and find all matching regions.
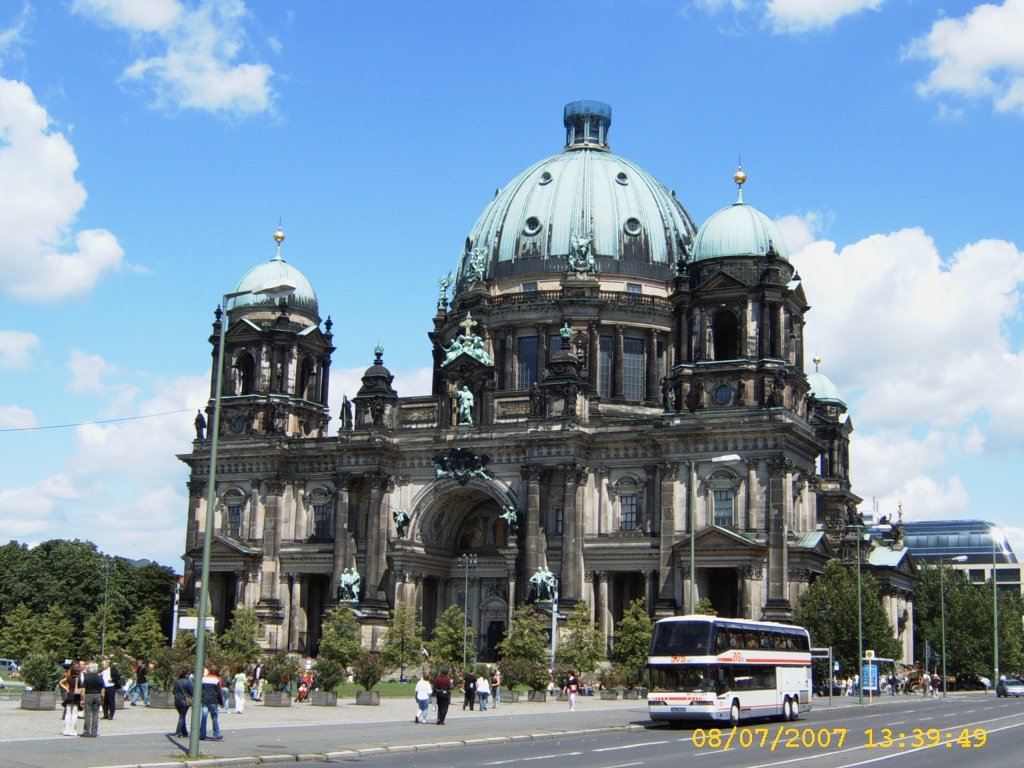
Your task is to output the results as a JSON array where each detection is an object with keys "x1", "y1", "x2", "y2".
[
  {"x1": 20, "y1": 654, "x2": 64, "y2": 692},
  {"x1": 314, "y1": 658, "x2": 345, "y2": 692},
  {"x1": 352, "y1": 650, "x2": 386, "y2": 691}
]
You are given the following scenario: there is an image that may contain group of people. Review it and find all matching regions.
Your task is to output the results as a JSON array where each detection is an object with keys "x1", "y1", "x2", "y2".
[
  {"x1": 172, "y1": 663, "x2": 259, "y2": 740},
  {"x1": 57, "y1": 658, "x2": 127, "y2": 738},
  {"x1": 412, "y1": 667, "x2": 503, "y2": 725}
]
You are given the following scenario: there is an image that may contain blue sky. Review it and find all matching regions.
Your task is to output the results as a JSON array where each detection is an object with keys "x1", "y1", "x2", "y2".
[{"x1": 1, "y1": 0, "x2": 1022, "y2": 570}]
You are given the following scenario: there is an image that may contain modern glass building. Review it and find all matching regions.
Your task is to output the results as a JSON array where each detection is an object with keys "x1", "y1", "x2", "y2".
[{"x1": 897, "y1": 520, "x2": 1022, "y2": 594}]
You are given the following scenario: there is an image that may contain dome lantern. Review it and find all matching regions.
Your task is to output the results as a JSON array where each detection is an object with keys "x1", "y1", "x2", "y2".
[{"x1": 564, "y1": 100, "x2": 612, "y2": 151}]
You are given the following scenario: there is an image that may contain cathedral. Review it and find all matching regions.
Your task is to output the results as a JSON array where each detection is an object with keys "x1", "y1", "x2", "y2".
[{"x1": 180, "y1": 101, "x2": 915, "y2": 662}]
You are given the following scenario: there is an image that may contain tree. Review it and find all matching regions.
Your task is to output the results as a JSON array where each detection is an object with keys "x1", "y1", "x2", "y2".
[
  {"x1": 694, "y1": 597, "x2": 718, "y2": 615},
  {"x1": 793, "y1": 560, "x2": 901, "y2": 675},
  {"x1": 0, "y1": 603, "x2": 36, "y2": 662},
  {"x1": 213, "y1": 606, "x2": 263, "y2": 669},
  {"x1": 318, "y1": 605, "x2": 363, "y2": 668},
  {"x1": 81, "y1": 607, "x2": 124, "y2": 659},
  {"x1": 35, "y1": 603, "x2": 76, "y2": 661},
  {"x1": 380, "y1": 601, "x2": 423, "y2": 679},
  {"x1": 612, "y1": 598, "x2": 652, "y2": 684},
  {"x1": 497, "y1": 606, "x2": 549, "y2": 690},
  {"x1": 428, "y1": 604, "x2": 472, "y2": 671},
  {"x1": 125, "y1": 606, "x2": 168, "y2": 662},
  {"x1": 555, "y1": 601, "x2": 604, "y2": 675}
]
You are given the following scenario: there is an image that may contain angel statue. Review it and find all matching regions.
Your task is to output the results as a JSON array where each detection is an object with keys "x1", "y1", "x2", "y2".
[
  {"x1": 499, "y1": 505, "x2": 520, "y2": 538},
  {"x1": 338, "y1": 567, "x2": 361, "y2": 602},
  {"x1": 567, "y1": 232, "x2": 596, "y2": 274},
  {"x1": 529, "y1": 565, "x2": 557, "y2": 602},
  {"x1": 437, "y1": 272, "x2": 453, "y2": 310},
  {"x1": 393, "y1": 507, "x2": 411, "y2": 539}
]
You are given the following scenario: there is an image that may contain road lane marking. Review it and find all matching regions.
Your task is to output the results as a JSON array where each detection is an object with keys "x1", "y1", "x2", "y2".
[
  {"x1": 485, "y1": 751, "x2": 582, "y2": 765},
  {"x1": 594, "y1": 740, "x2": 669, "y2": 752}
]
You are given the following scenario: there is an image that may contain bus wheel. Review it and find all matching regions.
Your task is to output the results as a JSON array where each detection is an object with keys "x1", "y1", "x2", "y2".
[
  {"x1": 783, "y1": 697, "x2": 795, "y2": 721},
  {"x1": 790, "y1": 697, "x2": 799, "y2": 721},
  {"x1": 730, "y1": 700, "x2": 741, "y2": 726}
]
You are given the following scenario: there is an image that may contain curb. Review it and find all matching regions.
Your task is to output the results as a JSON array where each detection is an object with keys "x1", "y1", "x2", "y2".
[{"x1": 93, "y1": 723, "x2": 648, "y2": 768}]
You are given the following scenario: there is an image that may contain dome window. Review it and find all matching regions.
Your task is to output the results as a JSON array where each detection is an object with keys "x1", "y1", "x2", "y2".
[
  {"x1": 624, "y1": 217, "x2": 642, "y2": 236},
  {"x1": 539, "y1": 171, "x2": 553, "y2": 185},
  {"x1": 616, "y1": 171, "x2": 629, "y2": 186},
  {"x1": 524, "y1": 216, "x2": 542, "y2": 236}
]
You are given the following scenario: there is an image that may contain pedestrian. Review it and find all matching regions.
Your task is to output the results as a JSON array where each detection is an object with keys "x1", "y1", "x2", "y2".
[
  {"x1": 131, "y1": 661, "x2": 150, "y2": 706},
  {"x1": 172, "y1": 669, "x2": 193, "y2": 738},
  {"x1": 563, "y1": 671, "x2": 579, "y2": 712},
  {"x1": 59, "y1": 666, "x2": 78, "y2": 737},
  {"x1": 433, "y1": 668, "x2": 453, "y2": 725},
  {"x1": 414, "y1": 673, "x2": 433, "y2": 723},
  {"x1": 491, "y1": 667, "x2": 501, "y2": 709},
  {"x1": 233, "y1": 668, "x2": 247, "y2": 714},
  {"x1": 81, "y1": 662, "x2": 104, "y2": 737},
  {"x1": 462, "y1": 669, "x2": 476, "y2": 711},
  {"x1": 100, "y1": 659, "x2": 120, "y2": 720},
  {"x1": 199, "y1": 667, "x2": 224, "y2": 740},
  {"x1": 477, "y1": 672, "x2": 490, "y2": 711}
]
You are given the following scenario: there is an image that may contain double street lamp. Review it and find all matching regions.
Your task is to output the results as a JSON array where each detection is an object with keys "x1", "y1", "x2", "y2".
[
  {"x1": 991, "y1": 527, "x2": 1001, "y2": 690},
  {"x1": 100, "y1": 560, "x2": 113, "y2": 657},
  {"x1": 939, "y1": 555, "x2": 967, "y2": 697},
  {"x1": 189, "y1": 279, "x2": 294, "y2": 759},
  {"x1": 458, "y1": 553, "x2": 477, "y2": 669}
]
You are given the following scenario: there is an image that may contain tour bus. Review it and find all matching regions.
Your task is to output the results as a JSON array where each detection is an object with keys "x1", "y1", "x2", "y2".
[{"x1": 647, "y1": 615, "x2": 812, "y2": 725}]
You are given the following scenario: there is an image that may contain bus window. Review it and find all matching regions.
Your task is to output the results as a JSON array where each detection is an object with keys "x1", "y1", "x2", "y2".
[
  {"x1": 651, "y1": 621, "x2": 714, "y2": 656},
  {"x1": 648, "y1": 664, "x2": 715, "y2": 692}
]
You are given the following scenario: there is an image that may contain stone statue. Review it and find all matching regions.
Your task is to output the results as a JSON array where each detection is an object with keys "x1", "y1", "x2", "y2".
[
  {"x1": 499, "y1": 505, "x2": 520, "y2": 538},
  {"x1": 456, "y1": 385, "x2": 474, "y2": 426},
  {"x1": 465, "y1": 247, "x2": 489, "y2": 283},
  {"x1": 529, "y1": 566, "x2": 557, "y2": 602},
  {"x1": 194, "y1": 410, "x2": 206, "y2": 440},
  {"x1": 393, "y1": 508, "x2": 411, "y2": 539},
  {"x1": 567, "y1": 232, "x2": 596, "y2": 274},
  {"x1": 437, "y1": 272, "x2": 453, "y2": 310},
  {"x1": 338, "y1": 568, "x2": 361, "y2": 602},
  {"x1": 341, "y1": 395, "x2": 353, "y2": 431},
  {"x1": 530, "y1": 382, "x2": 546, "y2": 418},
  {"x1": 440, "y1": 312, "x2": 494, "y2": 367}
]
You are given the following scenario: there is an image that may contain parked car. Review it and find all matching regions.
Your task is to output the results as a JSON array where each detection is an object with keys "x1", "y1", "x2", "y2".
[
  {"x1": 0, "y1": 659, "x2": 19, "y2": 673},
  {"x1": 996, "y1": 677, "x2": 1024, "y2": 697}
]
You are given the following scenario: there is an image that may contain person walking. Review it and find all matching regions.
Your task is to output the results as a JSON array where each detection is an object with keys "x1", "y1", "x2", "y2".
[
  {"x1": 414, "y1": 673, "x2": 433, "y2": 723},
  {"x1": 198, "y1": 667, "x2": 224, "y2": 740},
  {"x1": 172, "y1": 669, "x2": 193, "y2": 738},
  {"x1": 100, "y1": 659, "x2": 120, "y2": 720},
  {"x1": 491, "y1": 668, "x2": 501, "y2": 709},
  {"x1": 131, "y1": 661, "x2": 150, "y2": 706},
  {"x1": 81, "y1": 662, "x2": 104, "y2": 737},
  {"x1": 462, "y1": 669, "x2": 476, "y2": 711},
  {"x1": 476, "y1": 673, "x2": 490, "y2": 711},
  {"x1": 563, "y1": 671, "x2": 579, "y2": 712},
  {"x1": 59, "y1": 666, "x2": 78, "y2": 737},
  {"x1": 232, "y1": 668, "x2": 247, "y2": 714},
  {"x1": 433, "y1": 669, "x2": 453, "y2": 725}
]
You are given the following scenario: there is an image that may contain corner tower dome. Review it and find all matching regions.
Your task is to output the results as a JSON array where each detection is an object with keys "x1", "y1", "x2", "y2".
[
  {"x1": 456, "y1": 101, "x2": 697, "y2": 290},
  {"x1": 233, "y1": 227, "x2": 319, "y2": 319},
  {"x1": 691, "y1": 167, "x2": 789, "y2": 262}
]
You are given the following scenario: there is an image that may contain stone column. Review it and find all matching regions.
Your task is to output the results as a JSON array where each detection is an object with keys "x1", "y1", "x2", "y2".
[
  {"x1": 597, "y1": 571, "x2": 610, "y2": 653},
  {"x1": 745, "y1": 460, "x2": 758, "y2": 531},
  {"x1": 363, "y1": 471, "x2": 392, "y2": 605},
  {"x1": 287, "y1": 573, "x2": 301, "y2": 650},
  {"x1": 759, "y1": 299, "x2": 770, "y2": 358},
  {"x1": 657, "y1": 462, "x2": 678, "y2": 607},
  {"x1": 763, "y1": 459, "x2": 791, "y2": 620},
  {"x1": 329, "y1": 474, "x2": 352, "y2": 599},
  {"x1": 248, "y1": 480, "x2": 262, "y2": 540},
  {"x1": 506, "y1": 566, "x2": 518, "y2": 627},
  {"x1": 588, "y1": 322, "x2": 599, "y2": 390},
  {"x1": 645, "y1": 569, "x2": 657, "y2": 613},
  {"x1": 503, "y1": 326, "x2": 515, "y2": 390},
  {"x1": 646, "y1": 329, "x2": 659, "y2": 402},
  {"x1": 613, "y1": 325, "x2": 624, "y2": 399},
  {"x1": 597, "y1": 467, "x2": 610, "y2": 535},
  {"x1": 523, "y1": 465, "x2": 543, "y2": 578},
  {"x1": 259, "y1": 480, "x2": 284, "y2": 603},
  {"x1": 560, "y1": 464, "x2": 585, "y2": 603},
  {"x1": 537, "y1": 323, "x2": 548, "y2": 382}
]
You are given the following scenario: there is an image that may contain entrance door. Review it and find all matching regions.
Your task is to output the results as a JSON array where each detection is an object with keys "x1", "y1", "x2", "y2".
[{"x1": 704, "y1": 568, "x2": 739, "y2": 617}]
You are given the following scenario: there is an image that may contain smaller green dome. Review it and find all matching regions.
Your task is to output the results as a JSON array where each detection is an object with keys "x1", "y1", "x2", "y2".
[
  {"x1": 232, "y1": 229, "x2": 318, "y2": 318},
  {"x1": 806, "y1": 371, "x2": 845, "y2": 406},
  {"x1": 692, "y1": 199, "x2": 789, "y2": 262}
]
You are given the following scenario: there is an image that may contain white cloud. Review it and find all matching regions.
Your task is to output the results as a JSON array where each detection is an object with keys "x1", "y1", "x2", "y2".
[
  {"x1": 73, "y1": 0, "x2": 275, "y2": 117},
  {"x1": 0, "y1": 474, "x2": 80, "y2": 539},
  {"x1": 68, "y1": 349, "x2": 114, "y2": 394},
  {"x1": 0, "y1": 3, "x2": 30, "y2": 57},
  {"x1": 766, "y1": 0, "x2": 884, "y2": 32},
  {"x1": 906, "y1": 0, "x2": 1024, "y2": 116},
  {"x1": 0, "y1": 330, "x2": 40, "y2": 369},
  {"x1": 0, "y1": 405, "x2": 36, "y2": 429},
  {"x1": 0, "y1": 78, "x2": 124, "y2": 301}
]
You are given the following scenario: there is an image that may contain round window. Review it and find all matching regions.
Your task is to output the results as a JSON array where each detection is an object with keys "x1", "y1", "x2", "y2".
[
  {"x1": 624, "y1": 218, "x2": 642, "y2": 236},
  {"x1": 712, "y1": 384, "x2": 732, "y2": 405},
  {"x1": 524, "y1": 216, "x2": 542, "y2": 236},
  {"x1": 539, "y1": 171, "x2": 553, "y2": 185},
  {"x1": 616, "y1": 171, "x2": 629, "y2": 186}
]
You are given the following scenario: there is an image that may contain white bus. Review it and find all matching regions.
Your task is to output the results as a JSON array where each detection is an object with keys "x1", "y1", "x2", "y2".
[{"x1": 647, "y1": 616, "x2": 812, "y2": 725}]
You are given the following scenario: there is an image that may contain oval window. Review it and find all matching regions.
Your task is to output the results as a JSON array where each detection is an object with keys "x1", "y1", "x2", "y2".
[
  {"x1": 713, "y1": 384, "x2": 732, "y2": 405},
  {"x1": 624, "y1": 218, "x2": 642, "y2": 236},
  {"x1": 539, "y1": 171, "x2": 553, "y2": 185},
  {"x1": 524, "y1": 216, "x2": 542, "y2": 236},
  {"x1": 616, "y1": 171, "x2": 629, "y2": 186}
]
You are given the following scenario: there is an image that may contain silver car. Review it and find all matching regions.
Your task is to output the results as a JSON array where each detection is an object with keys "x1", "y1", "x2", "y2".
[{"x1": 996, "y1": 677, "x2": 1024, "y2": 697}]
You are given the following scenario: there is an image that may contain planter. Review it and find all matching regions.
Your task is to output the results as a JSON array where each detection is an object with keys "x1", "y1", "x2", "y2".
[
  {"x1": 355, "y1": 690, "x2": 380, "y2": 706},
  {"x1": 21, "y1": 690, "x2": 57, "y2": 711},
  {"x1": 263, "y1": 691, "x2": 292, "y2": 707},
  {"x1": 600, "y1": 690, "x2": 620, "y2": 700},
  {"x1": 527, "y1": 690, "x2": 547, "y2": 702},
  {"x1": 622, "y1": 689, "x2": 639, "y2": 699},
  {"x1": 114, "y1": 696, "x2": 125, "y2": 710},
  {"x1": 499, "y1": 690, "x2": 520, "y2": 704},
  {"x1": 311, "y1": 690, "x2": 338, "y2": 707},
  {"x1": 148, "y1": 690, "x2": 176, "y2": 709}
]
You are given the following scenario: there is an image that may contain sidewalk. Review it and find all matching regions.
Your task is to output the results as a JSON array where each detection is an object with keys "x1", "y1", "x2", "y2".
[{"x1": 0, "y1": 693, "x2": 651, "y2": 768}]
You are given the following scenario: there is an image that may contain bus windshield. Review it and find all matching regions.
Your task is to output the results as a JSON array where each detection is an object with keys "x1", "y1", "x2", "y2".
[
  {"x1": 649, "y1": 664, "x2": 716, "y2": 693},
  {"x1": 650, "y1": 620, "x2": 714, "y2": 656}
]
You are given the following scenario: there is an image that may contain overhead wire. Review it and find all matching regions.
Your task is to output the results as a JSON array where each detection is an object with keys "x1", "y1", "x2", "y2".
[{"x1": 0, "y1": 408, "x2": 193, "y2": 433}]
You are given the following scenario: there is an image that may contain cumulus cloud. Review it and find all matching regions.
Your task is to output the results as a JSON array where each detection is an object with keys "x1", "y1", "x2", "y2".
[
  {"x1": 73, "y1": 0, "x2": 275, "y2": 117},
  {"x1": 68, "y1": 349, "x2": 114, "y2": 394},
  {"x1": 692, "y1": 0, "x2": 886, "y2": 33},
  {"x1": 0, "y1": 78, "x2": 124, "y2": 301},
  {"x1": 906, "y1": 0, "x2": 1024, "y2": 116},
  {"x1": 0, "y1": 330, "x2": 40, "y2": 369},
  {"x1": 0, "y1": 405, "x2": 36, "y2": 429},
  {"x1": 0, "y1": 3, "x2": 30, "y2": 57},
  {"x1": 0, "y1": 474, "x2": 80, "y2": 539}
]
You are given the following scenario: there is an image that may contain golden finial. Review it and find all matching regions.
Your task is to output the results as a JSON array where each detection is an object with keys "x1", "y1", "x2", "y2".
[
  {"x1": 733, "y1": 161, "x2": 746, "y2": 203},
  {"x1": 273, "y1": 225, "x2": 285, "y2": 245},
  {"x1": 813, "y1": 355, "x2": 822, "y2": 372}
]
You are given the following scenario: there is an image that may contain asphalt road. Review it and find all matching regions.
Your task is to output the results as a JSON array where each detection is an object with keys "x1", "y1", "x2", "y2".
[{"x1": 305, "y1": 694, "x2": 1024, "y2": 768}]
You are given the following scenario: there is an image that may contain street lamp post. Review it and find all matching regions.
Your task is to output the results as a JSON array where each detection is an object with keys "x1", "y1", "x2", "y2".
[
  {"x1": 100, "y1": 560, "x2": 112, "y2": 657},
  {"x1": 459, "y1": 553, "x2": 477, "y2": 669},
  {"x1": 188, "y1": 279, "x2": 294, "y2": 760},
  {"x1": 992, "y1": 528, "x2": 1000, "y2": 689},
  {"x1": 549, "y1": 581, "x2": 560, "y2": 667},
  {"x1": 855, "y1": 526, "x2": 864, "y2": 705},
  {"x1": 939, "y1": 555, "x2": 968, "y2": 698}
]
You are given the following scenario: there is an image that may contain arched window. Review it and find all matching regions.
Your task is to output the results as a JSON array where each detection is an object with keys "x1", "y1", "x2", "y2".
[
  {"x1": 297, "y1": 356, "x2": 316, "y2": 400},
  {"x1": 221, "y1": 488, "x2": 247, "y2": 538},
  {"x1": 234, "y1": 352, "x2": 256, "y2": 395},
  {"x1": 612, "y1": 476, "x2": 644, "y2": 532},
  {"x1": 712, "y1": 311, "x2": 739, "y2": 361},
  {"x1": 707, "y1": 470, "x2": 741, "y2": 528}
]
